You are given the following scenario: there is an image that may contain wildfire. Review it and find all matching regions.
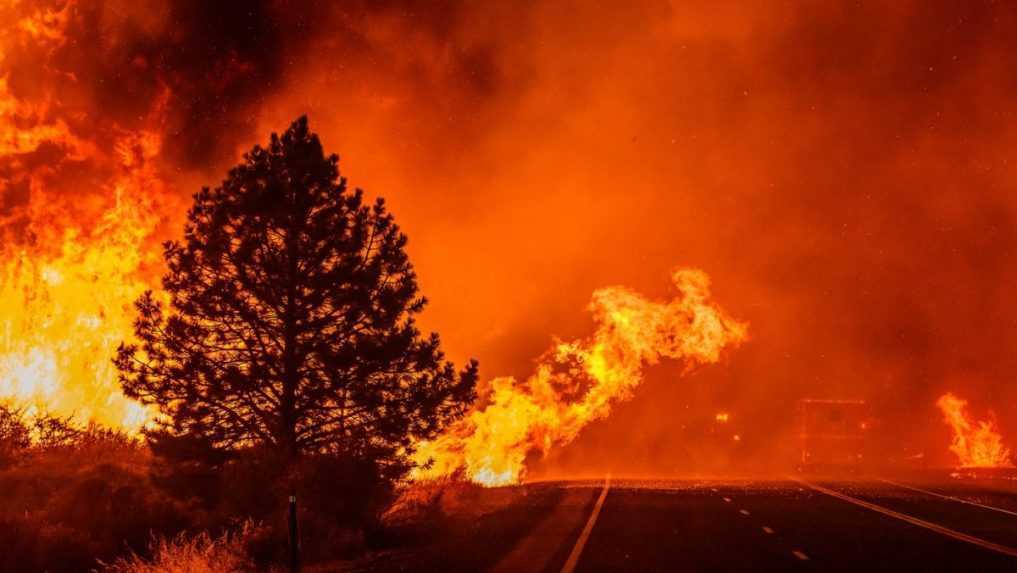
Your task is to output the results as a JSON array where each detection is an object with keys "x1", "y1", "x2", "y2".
[
  {"x1": 412, "y1": 269, "x2": 748, "y2": 486},
  {"x1": 937, "y1": 392, "x2": 1012, "y2": 468},
  {"x1": 0, "y1": 1, "x2": 164, "y2": 429},
  {"x1": 0, "y1": 191, "x2": 158, "y2": 429}
]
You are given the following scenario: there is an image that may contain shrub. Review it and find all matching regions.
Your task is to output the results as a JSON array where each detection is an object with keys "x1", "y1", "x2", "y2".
[
  {"x1": 147, "y1": 442, "x2": 392, "y2": 562},
  {"x1": 0, "y1": 403, "x2": 31, "y2": 467},
  {"x1": 0, "y1": 420, "x2": 197, "y2": 573},
  {"x1": 99, "y1": 522, "x2": 263, "y2": 573},
  {"x1": 0, "y1": 515, "x2": 95, "y2": 573}
]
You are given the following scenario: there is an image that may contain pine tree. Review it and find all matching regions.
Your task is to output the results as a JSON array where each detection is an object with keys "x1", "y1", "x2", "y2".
[{"x1": 116, "y1": 116, "x2": 477, "y2": 476}]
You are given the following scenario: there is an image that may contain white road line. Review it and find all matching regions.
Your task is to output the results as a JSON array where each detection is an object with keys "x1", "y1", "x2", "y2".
[
  {"x1": 792, "y1": 550, "x2": 809, "y2": 561},
  {"x1": 561, "y1": 475, "x2": 612, "y2": 573},
  {"x1": 879, "y1": 478, "x2": 1017, "y2": 518},
  {"x1": 711, "y1": 488, "x2": 719, "y2": 493},
  {"x1": 723, "y1": 497, "x2": 732, "y2": 503},
  {"x1": 739, "y1": 509, "x2": 751, "y2": 516},
  {"x1": 795, "y1": 478, "x2": 1017, "y2": 558},
  {"x1": 762, "y1": 526, "x2": 774, "y2": 534}
]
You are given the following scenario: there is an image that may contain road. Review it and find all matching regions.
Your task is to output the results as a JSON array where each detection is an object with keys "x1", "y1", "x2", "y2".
[{"x1": 488, "y1": 474, "x2": 1017, "y2": 572}]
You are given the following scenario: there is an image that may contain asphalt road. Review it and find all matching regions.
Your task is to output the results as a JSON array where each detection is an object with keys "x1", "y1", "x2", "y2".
[{"x1": 493, "y1": 474, "x2": 1017, "y2": 572}]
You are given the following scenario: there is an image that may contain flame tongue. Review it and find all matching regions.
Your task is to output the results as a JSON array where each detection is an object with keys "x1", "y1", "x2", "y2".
[
  {"x1": 413, "y1": 269, "x2": 748, "y2": 486},
  {"x1": 0, "y1": 182, "x2": 158, "y2": 430},
  {"x1": 0, "y1": 125, "x2": 164, "y2": 430},
  {"x1": 937, "y1": 392, "x2": 1013, "y2": 468}
]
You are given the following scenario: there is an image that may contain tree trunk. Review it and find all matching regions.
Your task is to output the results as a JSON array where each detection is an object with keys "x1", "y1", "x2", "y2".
[{"x1": 280, "y1": 210, "x2": 300, "y2": 464}]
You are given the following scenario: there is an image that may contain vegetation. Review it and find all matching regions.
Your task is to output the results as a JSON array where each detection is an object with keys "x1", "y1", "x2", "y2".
[
  {"x1": 0, "y1": 404, "x2": 180, "y2": 572},
  {"x1": 0, "y1": 403, "x2": 32, "y2": 467},
  {"x1": 0, "y1": 402, "x2": 390, "y2": 571},
  {"x1": 115, "y1": 116, "x2": 476, "y2": 477},
  {"x1": 99, "y1": 522, "x2": 263, "y2": 573},
  {"x1": 0, "y1": 118, "x2": 482, "y2": 571}
]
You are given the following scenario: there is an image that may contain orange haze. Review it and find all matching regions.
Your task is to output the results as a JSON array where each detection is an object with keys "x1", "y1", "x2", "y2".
[{"x1": 4, "y1": 1, "x2": 1017, "y2": 475}]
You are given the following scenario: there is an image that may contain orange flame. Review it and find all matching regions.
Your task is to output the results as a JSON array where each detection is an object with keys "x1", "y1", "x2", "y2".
[
  {"x1": 0, "y1": 4, "x2": 164, "y2": 429},
  {"x1": 412, "y1": 269, "x2": 748, "y2": 486},
  {"x1": 0, "y1": 191, "x2": 159, "y2": 429},
  {"x1": 0, "y1": 138, "x2": 163, "y2": 429},
  {"x1": 936, "y1": 392, "x2": 1012, "y2": 468}
]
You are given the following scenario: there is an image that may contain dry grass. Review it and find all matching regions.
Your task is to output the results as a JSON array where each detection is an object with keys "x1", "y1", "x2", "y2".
[{"x1": 99, "y1": 522, "x2": 261, "y2": 573}]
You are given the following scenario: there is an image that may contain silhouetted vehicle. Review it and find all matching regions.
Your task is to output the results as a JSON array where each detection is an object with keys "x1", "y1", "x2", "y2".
[{"x1": 796, "y1": 399, "x2": 867, "y2": 473}]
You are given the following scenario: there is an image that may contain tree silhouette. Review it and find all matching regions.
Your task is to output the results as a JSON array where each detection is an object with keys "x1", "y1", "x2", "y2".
[{"x1": 116, "y1": 116, "x2": 477, "y2": 475}]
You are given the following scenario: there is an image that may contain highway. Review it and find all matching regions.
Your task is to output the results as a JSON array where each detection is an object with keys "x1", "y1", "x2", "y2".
[{"x1": 487, "y1": 475, "x2": 1017, "y2": 572}]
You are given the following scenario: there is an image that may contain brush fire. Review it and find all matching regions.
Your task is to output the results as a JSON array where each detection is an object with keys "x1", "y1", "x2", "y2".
[{"x1": 411, "y1": 269, "x2": 748, "y2": 486}]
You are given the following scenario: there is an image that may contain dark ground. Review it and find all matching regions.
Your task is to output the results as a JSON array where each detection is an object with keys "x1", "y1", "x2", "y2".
[{"x1": 328, "y1": 472, "x2": 1017, "y2": 572}]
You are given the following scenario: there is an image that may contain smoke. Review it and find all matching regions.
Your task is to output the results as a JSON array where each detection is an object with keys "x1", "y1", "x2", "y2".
[{"x1": 5, "y1": 0, "x2": 1017, "y2": 470}]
